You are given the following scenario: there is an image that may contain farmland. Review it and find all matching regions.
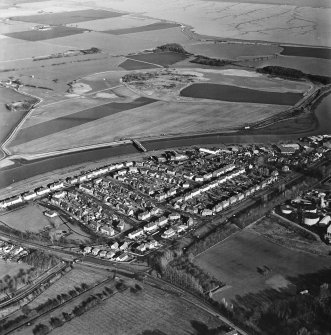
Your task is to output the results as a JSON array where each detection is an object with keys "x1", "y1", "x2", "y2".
[
  {"x1": 27, "y1": 267, "x2": 107, "y2": 309},
  {"x1": 49, "y1": 284, "x2": 224, "y2": 335},
  {"x1": 69, "y1": 15, "x2": 159, "y2": 31},
  {"x1": 9, "y1": 97, "x2": 156, "y2": 147},
  {"x1": 8, "y1": 100, "x2": 288, "y2": 155},
  {"x1": 253, "y1": 55, "x2": 331, "y2": 77},
  {"x1": 103, "y1": 22, "x2": 179, "y2": 35},
  {"x1": 184, "y1": 42, "x2": 282, "y2": 60},
  {"x1": 10, "y1": 9, "x2": 124, "y2": 26},
  {"x1": 126, "y1": 51, "x2": 189, "y2": 67},
  {"x1": 5, "y1": 26, "x2": 88, "y2": 42},
  {"x1": 195, "y1": 229, "x2": 331, "y2": 301}
]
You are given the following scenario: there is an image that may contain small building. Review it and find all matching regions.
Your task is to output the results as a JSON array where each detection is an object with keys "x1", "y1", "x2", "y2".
[
  {"x1": 44, "y1": 210, "x2": 58, "y2": 218},
  {"x1": 128, "y1": 228, "x2": 144, "y2": 240}
]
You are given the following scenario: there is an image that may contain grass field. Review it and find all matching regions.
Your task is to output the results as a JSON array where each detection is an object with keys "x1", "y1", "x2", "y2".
[
  {"x1": 0, "y1": 204, "x2": 51, "y2": 232},
  {"x1": 28, "y1": 268, "x2": 107, "y2": 309},
  {"x1": 195, "y1": 230, "x2": 331, "y2": 301},
  {"x1": 10, "y1": 9, "x2": 124, "y2": 26},
  {"x1": 49, "y1": 284, "x2": 223, "y2": 335},
  {"x1": 0, "y1": 258, "x2": 31, "y2": 279}
]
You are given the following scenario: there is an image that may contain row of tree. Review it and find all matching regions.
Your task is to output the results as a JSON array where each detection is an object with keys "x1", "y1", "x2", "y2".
[
  {"x1": 33, "y1": 286, "x2": 115, "y2": 335},
  {"x1": 148, "y1": 248, "x2": 222, "y2": 295}
]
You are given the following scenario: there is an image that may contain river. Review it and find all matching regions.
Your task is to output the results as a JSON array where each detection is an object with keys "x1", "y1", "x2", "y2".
[{"x1": 0, "y1": 94, "x2": 330, "y2": 190}]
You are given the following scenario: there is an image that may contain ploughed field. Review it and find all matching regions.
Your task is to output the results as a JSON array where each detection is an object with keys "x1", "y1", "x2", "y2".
[
  {"x1": 10, "y1": 97, "x2": 156, "y2": 147},
  {"x1": 195, "y1": 230, "x2": 331, "y2": 301},
  {"x1": 180, "y1": 83, "x2": 303, "y2": 105}
]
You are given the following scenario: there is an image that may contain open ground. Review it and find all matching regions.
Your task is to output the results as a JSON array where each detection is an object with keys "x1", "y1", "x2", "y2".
[{"x1": 195, "y1": 229, "x2": 331, "y2": 302}]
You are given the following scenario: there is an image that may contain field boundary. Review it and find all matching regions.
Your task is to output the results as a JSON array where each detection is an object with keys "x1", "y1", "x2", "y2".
[{"x1": 271, "y1": 211, "x2": 320, "y2": 241}]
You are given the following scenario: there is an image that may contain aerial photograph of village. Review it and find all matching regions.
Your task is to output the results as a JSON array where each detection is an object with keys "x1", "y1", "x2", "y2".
[{"x1": 0, "y1": 0, "x2": 330, "y2": 334}]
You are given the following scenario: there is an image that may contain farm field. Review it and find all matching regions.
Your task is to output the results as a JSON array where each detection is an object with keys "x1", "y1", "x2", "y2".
[
  {"x1": 0, "y1": 40, "x2": 67, "y2": 63},
  {"x1": 0, "y1": 258, "x2": 31, "y2": 279},
  {"x1": 0, "y1": 86, "x2": 37, "y2": 144},
  {"x1": 10, "y1": 9, "x2": 124, "y2": 26},
  {"x1": 45, "y1": 31, "x2": 160, "y2": 55},
  {"x1": 195, "y1": 230, "x2": 331, "y2": 301},
  {"x1": 4, "y1": 26, "x2": 88, "y2": 42},
  {"x1": 48, "y1": 284, "x2": 224, "y2": 335},
  {"x1": 253, "y1": 55, "x2": 331, "y2": 77},
  {"x1": 184, "y1": 42, "x2": 282, "y2": 60},
  {"x1": 122, "y1": 51, "x2": 188, "y2": 67},
  {"x1": 8, "y1": 100, "x2": 289, "y2": 155},
  {"x1": 27, "y1": 267, "x2": 107, "y2": 309},
  {"x1": 9, "y1": 96, "x2": 156, "y2": 147},
  {"x1": 0, "y1": 204, "x2": 51, "y2": 232},
  {"x1": 119, "y1": 59, "x2": 159, "y2": 70},
  {"x1": 68, "y1": 15, "x2": 159, "y2": 31},
  {"x1": 180, "y1": 83, "x2": 303, "y2": 105},
  {"x1": 103, "y1": 22, "x2": 179, "y2": 35}
]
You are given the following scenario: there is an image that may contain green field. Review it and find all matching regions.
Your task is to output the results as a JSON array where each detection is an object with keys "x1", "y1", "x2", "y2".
[
  {"x1": 0, "y1": 204, "x2": 51, "y2": 232},
  {"x1": 0, "y1": 258, "x2": 31, "y2": 279},
  {"x1": 195, "y1": 230, "x2": 331, "y2": 301}
]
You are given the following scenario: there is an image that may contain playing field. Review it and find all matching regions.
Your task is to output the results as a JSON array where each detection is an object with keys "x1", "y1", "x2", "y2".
[
  {"x1": 195, "y1": 230, "x2": 331, "y2": 301},
  {"x1": 0, "y1": 204, "x2": 51, "y2": 232}
]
